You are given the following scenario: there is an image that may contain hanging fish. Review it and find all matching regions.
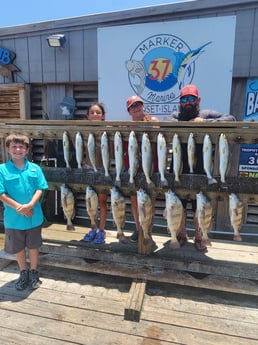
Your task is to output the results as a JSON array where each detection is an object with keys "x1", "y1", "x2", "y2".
[
  {"x1": 85, "y1": 186, "x2": 98, "y2": 230},
  {"x1": 114, "y1": 131, "x2": 124, "y2": 187},
  {"x1": 87, "y1": 133, "x2": 98, "y2": 172},
  {"x1": 172, "y1": 133, "x2": 182, "y2": 183},
  {"x1": 187, "y1": 132, "x2": 196, "y2": 173},
  {"x1": 75, "y1": 131, "x2": 84, "y2": 169},
  {"x1": 137, "y1": 188, "x2": 154, "y2": 245},
  {"x1": 157, "y1": 133, "x2": 168, "y2": 187},
  {"x1": 101, "y1": 131, "x2": 112, "y2": 183},
  {"x1": 219, "y1": 133, "x2": 229, "y2": 184},
  {"x1": 164, "y1": 190, "x2": 183, "y2": 248},
  {"x1": 229, "y1": 193, "x2": 243, "y2": 241},
  {"x1": 110, "y1": 187, "x2": 126, "y2": 242},
  {"x1": 128, "y1": 130, "x2": 139, "y2": 190},
  {"x1": 196, "y1": 191, "x2": 213, "y2": 247},
  {"x1": 203, "y1": 134, "x2": 217, "y2": 185},
  {"x1": 141, "y1": 132, "x2": 154, "y2": 188},
  {"x1": 60, "y1": 184, "x2": 75, "y2": 231},
  {"x1": 62, "y1": 131, "x2": 71, "y2": 168}
]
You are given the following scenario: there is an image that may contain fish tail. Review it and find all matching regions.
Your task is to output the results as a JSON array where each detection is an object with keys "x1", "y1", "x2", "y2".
[
  {"x1": 174, "y1": 176, "x2": 181, "y2": 184},
  {"x1": 207, "y1": 177, "x2": 217, "y2": 185},
  {"x1": 114, "y1": 180, "x2": 121, "y2": 187},
  {"x1": 147, "y1": 180, "x2": 155, "y2": 189},
  {"x1": 66, "y1": 224, "x2": 75, "y2": 231},
  {"x1": 91, "y1": 223, "x2": 98, "y2": 230},
  {"x1": 160, "y1": 178, "x2": 168, "y2": 188},
  {"x1": 104, "y1": 175, "x2": 112, "y2": 183},
  {"x1": 220, "y1": 176, "x2": 226, "y2": 184},
  {"x1": 128, "y1": 181, "x2": 136, "y2": 190}
]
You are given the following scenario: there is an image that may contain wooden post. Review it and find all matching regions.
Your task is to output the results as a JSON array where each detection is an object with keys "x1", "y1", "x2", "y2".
[
  {"x1": 19, "y1": 84, "x2": 31, "y2": 119},
  {"x1": 138, "y1": 228, "x2": 153, "y2": 255}
]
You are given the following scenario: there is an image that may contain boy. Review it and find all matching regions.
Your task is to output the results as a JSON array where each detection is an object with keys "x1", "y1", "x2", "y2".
[{"x1": 0, "y1": 134, "x2": 48, "y2": 290}]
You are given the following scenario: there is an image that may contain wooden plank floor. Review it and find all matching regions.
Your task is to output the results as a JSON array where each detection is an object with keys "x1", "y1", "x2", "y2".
[
  {"x1": 0, "y1": 223, "x2": 258, "y2": 344},
  {"x1": 0, "y1": 260, "x2": 257, "y2": 345}
]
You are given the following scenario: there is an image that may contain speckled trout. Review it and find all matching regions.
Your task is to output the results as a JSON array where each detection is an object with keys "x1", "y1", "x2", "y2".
[
  {"x1": 157, "y1": 132, "x2": 168, "y2": 187},
  {"x1": 87, "y1": 133, "x2": 97, "y2": 172},
  {"x1": 75, "y1": 131, "x2": 83, "y2": 169}
]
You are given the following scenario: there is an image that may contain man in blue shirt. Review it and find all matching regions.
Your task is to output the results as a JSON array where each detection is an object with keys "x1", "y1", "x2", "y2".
[{"x1": 0, "y1": 134, "x2": 48, "y2": 290}]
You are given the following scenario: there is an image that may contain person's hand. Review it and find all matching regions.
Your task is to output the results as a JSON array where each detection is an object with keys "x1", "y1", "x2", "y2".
[
  {"x1": 190, "y1": 117, "x2": 204, "y2": 122},
  {"x1": 16, "y1": 204, "x2": 34, "y2": 217}
]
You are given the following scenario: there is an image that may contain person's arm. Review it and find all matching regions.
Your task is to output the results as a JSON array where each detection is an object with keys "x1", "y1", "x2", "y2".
[
  {"x1": 0, "y1": 193, "x2": 21, "y2": 210},
  {"x1": 0, "y1": 193, "x2": 34, "y2": 217},
  {"x1": 150, "y1": 116, "x2": 159, "y2": 122},
  {"x1": 163, "y1": 113, "x2": 179, "y2": 121},
  {"x1": 200, "y1": 109, "x2": 236, "y2": 122}
]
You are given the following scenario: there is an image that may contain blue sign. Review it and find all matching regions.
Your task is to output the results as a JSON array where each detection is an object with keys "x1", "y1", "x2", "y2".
[
  {"x1": 239, "y1": 78, "x2": 258, "y2": 177},
  {"x1": 239, "y1": 144, "x2": 258, "y2": 177},
  {"x1": 243, "y1": 79, "x2": 258, "y2": 121}
]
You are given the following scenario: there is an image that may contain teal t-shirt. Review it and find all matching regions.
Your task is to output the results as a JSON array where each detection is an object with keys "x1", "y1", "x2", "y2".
[{"x1": 0, "y1": 159, "x2": 48, "y2": 230}]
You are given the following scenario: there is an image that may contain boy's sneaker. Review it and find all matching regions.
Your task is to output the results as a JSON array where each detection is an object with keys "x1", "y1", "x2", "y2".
[
  {"x1": 129, "y1": 230, "x2": 138, "y2": 243},
  {"x1": 93, "y1": 230, "x2": 106, "y2": 244},
  {"x1": 15, "y1": 269, "x2": 29, "y2": 291},
  {"x1": 83, "y1": 230, "x2": 97, "y2": 242},
  {"x1": 29, "y1": 269, "x2": 42, "y2": 290}
]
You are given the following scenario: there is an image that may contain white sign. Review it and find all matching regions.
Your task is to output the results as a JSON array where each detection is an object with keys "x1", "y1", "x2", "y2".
[{"x1": 98, "y1": 16, "x2": 236, "y2": 120}]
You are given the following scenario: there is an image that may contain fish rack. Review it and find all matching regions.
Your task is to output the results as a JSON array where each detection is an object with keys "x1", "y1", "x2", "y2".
[{"x1": 0, "y1": 120, "x2": 258, "y2": 254}]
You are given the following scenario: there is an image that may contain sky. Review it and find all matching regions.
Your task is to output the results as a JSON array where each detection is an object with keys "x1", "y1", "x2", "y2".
[{"x1": 0, "y1": 0, "x2": 188, "y2": 27}]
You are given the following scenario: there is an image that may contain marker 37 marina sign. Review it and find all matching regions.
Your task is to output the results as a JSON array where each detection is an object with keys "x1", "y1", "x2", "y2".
[{"x1": 125, "y1": 34, "x2": 211, "y2": 115}]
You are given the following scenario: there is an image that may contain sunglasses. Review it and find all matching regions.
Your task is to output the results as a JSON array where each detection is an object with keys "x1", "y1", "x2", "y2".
[
  {"x1": 180, "y1": 95, "x2": 197, "y2": 103},
  {"x1": 129, "y1": 102, "x2": 143, "y2": 110}
]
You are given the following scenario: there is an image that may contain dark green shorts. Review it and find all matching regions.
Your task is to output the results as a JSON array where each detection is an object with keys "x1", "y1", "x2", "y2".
[{"x1": 4, "y1": 225, "x2": 42, "y2": 254}]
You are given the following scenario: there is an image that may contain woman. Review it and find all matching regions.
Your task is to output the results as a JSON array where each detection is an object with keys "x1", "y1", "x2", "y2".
[{"x1": 83, "y1": 103, "x2": 108, "y2": 244}]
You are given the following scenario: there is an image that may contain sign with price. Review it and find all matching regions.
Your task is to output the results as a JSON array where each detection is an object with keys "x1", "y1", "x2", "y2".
[{"x1": 239, "y1": 144, "x2": 258, "y2": 177}]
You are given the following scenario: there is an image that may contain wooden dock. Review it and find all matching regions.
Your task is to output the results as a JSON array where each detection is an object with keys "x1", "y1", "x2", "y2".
[{"x1": 0, "y1": 223, "x2": 257, "y2": 344}]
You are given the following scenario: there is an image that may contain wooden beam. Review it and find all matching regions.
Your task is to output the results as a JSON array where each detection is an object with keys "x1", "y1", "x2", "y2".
[{"x1": 124, "y1": 279, "x2": 147, "y2": 322}]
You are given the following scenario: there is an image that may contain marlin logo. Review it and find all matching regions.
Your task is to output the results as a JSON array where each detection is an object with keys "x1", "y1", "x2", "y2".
[{"x1": 126, "y1": 34, "x2": 211, "y2": 103}]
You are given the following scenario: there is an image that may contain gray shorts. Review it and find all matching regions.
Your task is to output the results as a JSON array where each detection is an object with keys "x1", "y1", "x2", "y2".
[{"x1": 4, "y1": 225, "x2": 42, "y2": 254}]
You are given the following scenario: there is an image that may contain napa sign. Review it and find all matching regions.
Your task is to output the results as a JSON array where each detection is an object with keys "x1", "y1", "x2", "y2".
[{"x1": 98, "y1": 16, "x2": 236, "y2": 120}]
